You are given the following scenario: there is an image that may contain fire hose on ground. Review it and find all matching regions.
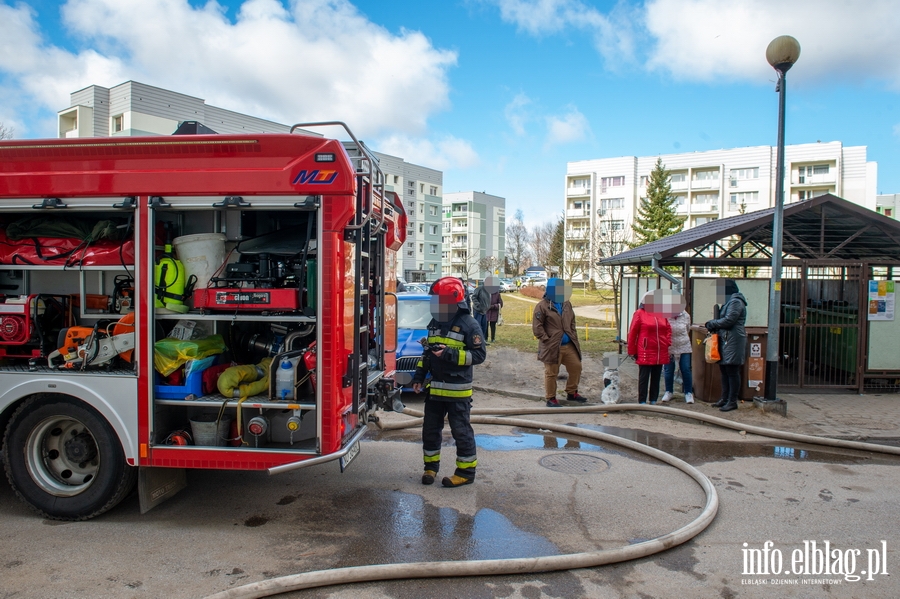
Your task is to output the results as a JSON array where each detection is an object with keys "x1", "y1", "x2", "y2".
[{"x1": 204, "y1": 402, "x2": 900, "y2": 599}]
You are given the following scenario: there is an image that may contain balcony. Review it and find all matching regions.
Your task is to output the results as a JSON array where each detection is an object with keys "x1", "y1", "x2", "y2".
[
  {"x1": 795, "y1": 173, "x2": 836, "y2": 185},
  {"x1": 567, "y1": 186, "x2": 591, "y2": 197},
  {"x1": 670, "y1": 180, "x2": 688, "y2": 191},
  {"x1": 566, "y1": 229, "x2": 589, "y2": 240},
  {"x1": 690, "y1": 179, "x2": 717, "y2": 190},
  {"x1": 566, "y1": 208, "x2": 589, "y2": 219},
  {"x1": 690, "y1": 203, "x2": 718, "y2": 213},
  {"x1": 675, "y1": 204, "x2": 689, "y2": 214}
]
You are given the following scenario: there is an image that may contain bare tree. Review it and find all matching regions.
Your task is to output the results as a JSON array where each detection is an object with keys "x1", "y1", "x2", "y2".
[
  {"x1": 0, "y1": 122, "x2": 13, "y2": 140},
  {"x1": 529, "y1": 220, "x2": 556, "y2": 271},
  {"x1": 592, "y1": 215, "x2": 633, "y2": 332},
  {"x1": 505, "y1": 209, "x2": 531, "y2": 275}
]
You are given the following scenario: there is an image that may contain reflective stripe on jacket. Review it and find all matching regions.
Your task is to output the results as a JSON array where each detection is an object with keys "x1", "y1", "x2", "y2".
[{"x1": 412, "y1": 309, "x2": 486, "y2": 400}]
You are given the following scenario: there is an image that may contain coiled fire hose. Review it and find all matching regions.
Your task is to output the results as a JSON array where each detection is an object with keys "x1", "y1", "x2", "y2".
[{"x1": 205, "y1": 402, "x2": 900, "y2": 599}]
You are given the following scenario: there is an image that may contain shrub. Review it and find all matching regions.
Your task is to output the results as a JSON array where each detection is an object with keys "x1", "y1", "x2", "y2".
[{"x1": 519, "y1": 286, "x2": 544, "y2": 299}]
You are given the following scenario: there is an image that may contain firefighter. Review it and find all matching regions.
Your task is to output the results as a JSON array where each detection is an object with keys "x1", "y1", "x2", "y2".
[{"x1": 412, "y1": 277, "x2": 486, "y2": 487}]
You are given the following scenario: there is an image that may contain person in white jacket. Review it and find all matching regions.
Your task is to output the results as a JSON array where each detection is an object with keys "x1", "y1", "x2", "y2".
[{"x1": 661, "y1": 309, "x2": 694, "y2": 403}]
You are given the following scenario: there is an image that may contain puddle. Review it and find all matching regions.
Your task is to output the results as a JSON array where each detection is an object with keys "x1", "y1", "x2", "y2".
[
  {"x1": 335, "y1": 492, "x2": 560, "y2": 564},
  {"x1": 574, "y1": 423, "x2": 900, "y2": 466},
  {"x1": 371, "y1": 424, "x2": 900, "y2": 466}
]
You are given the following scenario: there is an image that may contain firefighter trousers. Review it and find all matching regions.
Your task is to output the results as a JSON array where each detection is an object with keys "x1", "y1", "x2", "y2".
[{"x1": 422, "y1": 398, "x2": 477, "y2": 480}]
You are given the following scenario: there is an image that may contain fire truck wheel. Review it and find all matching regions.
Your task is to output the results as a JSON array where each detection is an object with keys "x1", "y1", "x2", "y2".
[{"x1": 2, "y1": 396, "x2": 137, "y2": 521}]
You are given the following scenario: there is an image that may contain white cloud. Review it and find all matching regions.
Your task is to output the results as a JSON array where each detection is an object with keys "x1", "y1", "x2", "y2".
[
  {"x1": 0, "y1": 0, "x2": 457, "y2": 138},
  {"x1": 491, "y1": 0, "x2": 636, "y2": 65},
  {"x1": 644, "y1": 0, "x2": 900, "y2": 87},
  {"x1": 504, "y1": 92, "x2": 532, "y2": 135},
  {"x1": 378, "y1": 134, "x2": 480, "y2": 171},
  {"x1": 544, "y1": 106, "x2": 589, "y2": 147}
]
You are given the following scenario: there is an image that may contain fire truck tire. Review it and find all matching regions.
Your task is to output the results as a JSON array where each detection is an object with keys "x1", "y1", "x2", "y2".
[{"x1": 2, "y1": 395, "x2": 137, "y2": 521}]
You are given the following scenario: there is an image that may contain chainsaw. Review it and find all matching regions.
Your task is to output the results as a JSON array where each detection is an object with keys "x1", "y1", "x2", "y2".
[{"x1": 47, "y1": 313, "x2": 134, "y2": 369}]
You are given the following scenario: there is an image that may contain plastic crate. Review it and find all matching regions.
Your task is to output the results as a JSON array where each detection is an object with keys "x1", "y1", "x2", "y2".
[{"x1": 154, "y1": 361, "x2": 211, "y2": 399}]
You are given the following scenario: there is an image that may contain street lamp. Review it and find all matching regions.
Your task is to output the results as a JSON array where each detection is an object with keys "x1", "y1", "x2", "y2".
[{"x1": 764, "y1": 35, "x2": 801, "y2": 402}]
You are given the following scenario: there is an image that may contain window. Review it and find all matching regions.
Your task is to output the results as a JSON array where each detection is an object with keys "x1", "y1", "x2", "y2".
[
  {"x1": 112, "y1": 114, "x2": 123, "y2": 133},
  {"x1": 600, "y1": 176, "x2": 625, "y2": 188},
  {"x1": 407, "y1": 226, "x2": 414, "y2": 236},
  {"x1": 430, "y1": 263, "x2": 438, "y2": 272},
  {"x1": 609, "y1": 220, "x2": 625, "y2": 231},
  {"x1": 693, "y1": 192, "x2": 718, "y2": 204},
  {"x1": 394, "y1": 175, "x2": 399, "y2": 184},
  {"x1": 798, "y1": 189, "x2": 828, "y2": 200},
  {"x1": 429, "y1": 244, "x2": 437, "y2": 254},
  {"x1": 429, "y1": 205, "x2": 438, "y2": 216},
  {"x1": 673, "y1": 195, "x2": 686, "y2": 206},
  {"x1": 572, "y1": 201, "x2": 584, "y2": 210},
  {"x1": 407, "y1": 250, "x2": 414, "y2": 257},
  {"x1": 407, "y1": 242, "x2": 413, "y2": 248},
  {"x1": 408, "y1": 181, "x2": 415, "y2": 190},
  {"x1": 670, "y1": 173, "x2": 686, "y2": 183},
  {"x1": 799, "y1": 165, "x2": 830, "y2": 182},
  {"x1": 430, "y1": 186, "x2": 438, "y2": 195},
  {"x1": 419, "y1": 224, "x2": 424, "y2": 233},
  {"x1": 886, "y1": 209, "x2": 894, "y2": 217},
  {"x1": 692, "y1": 169, "x2": 719, "y2": 181},
  {"x1": 418, "y1": 203, "x2": 424, "y2": 214},
  {"x1": 601, "y1": 198, "x2": 624, "y2": 210},
  {"x1": 730, "y1": 167, "x2": 759, "y2": 180},
  {"x1": 420, "y1": 183, "x2": 424, "y2": 192},
  {"x1": 694, "y1": 216, "x2": 718, "y2": 226},
  {"x1": 729, "y1": 191, "x2": 758, "y2": 207},
  {"x1": 639, "y1": 176, "x2": 648, "y2": 187},
  {"x1": 418, "y1": 243, "x2": 424, "y2": 253},
  {"x1": 429, "y1": 224, "x2": 438, "y2": 235}
]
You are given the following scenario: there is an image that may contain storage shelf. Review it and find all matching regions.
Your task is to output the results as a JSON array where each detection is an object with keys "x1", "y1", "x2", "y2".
[
  {"x1": 155, "y1": 311, "x2": 315, "y2": 322},
  {"x1": 154, "y1": 393, "x2": 316, "y2": 410}
]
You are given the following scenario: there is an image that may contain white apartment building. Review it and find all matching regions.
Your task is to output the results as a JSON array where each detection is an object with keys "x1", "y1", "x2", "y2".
[
  {"x1": 876, "y1": 194, "x2": 899, "y2": 219},
  {"x1": 57, "y1": 81, "x2": 443, "y2": 282},
  {"x1": 442, "y1": 192, "x2": 506, "y2": 280},
  {"x1": 378, "y1": 153, "x2": 443, "y2": 282},
  {"x1": 565, "y1": 142, "x2": 878, "y2": 282}
]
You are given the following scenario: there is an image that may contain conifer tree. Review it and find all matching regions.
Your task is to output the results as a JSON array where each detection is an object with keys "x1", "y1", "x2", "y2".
[{"x1": 631, "y1": 157, "x2": 684, "y2": 247}]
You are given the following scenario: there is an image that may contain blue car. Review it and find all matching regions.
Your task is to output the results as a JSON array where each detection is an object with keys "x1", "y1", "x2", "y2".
[{"x1": 395, "y1": 293, "x2": 432, "y2": 390}]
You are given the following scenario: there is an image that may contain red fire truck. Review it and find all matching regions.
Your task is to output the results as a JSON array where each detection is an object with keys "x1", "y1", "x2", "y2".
[{"x1": 0, "y1": 123, "x2": 405, "y2": 520}]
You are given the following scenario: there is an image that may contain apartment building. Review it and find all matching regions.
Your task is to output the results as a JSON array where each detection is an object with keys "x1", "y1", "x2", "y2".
[
  {"x1": 876, "y1": 194, "x2": 899, "y2": 219},
  {"x1": 565, "y1": 142, "x2": 878, "y2": 282},
  {"x1": 58, "y1": 81, "x2": 444, "y2": 282},
  {"x1": 442, "y1": 192, "x2": 506, "y2": 280},
  {"x1": 378, "y1": 153, "x2": 443, "y2": 282}
]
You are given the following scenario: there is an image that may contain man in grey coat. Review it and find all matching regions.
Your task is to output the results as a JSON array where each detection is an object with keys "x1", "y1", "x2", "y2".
[{"x1": 704, "y1": 279, "x2": 748, "y2": 412}]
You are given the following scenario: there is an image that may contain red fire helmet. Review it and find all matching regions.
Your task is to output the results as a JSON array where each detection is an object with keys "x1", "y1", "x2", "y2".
[{"x1": 429, "y1": 277, "x2": 466, "y2": 303}]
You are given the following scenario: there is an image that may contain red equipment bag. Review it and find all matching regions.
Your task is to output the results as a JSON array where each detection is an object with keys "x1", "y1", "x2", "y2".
[{"x1": 0, "y1": 228, "x2": 134, "y2": 266}]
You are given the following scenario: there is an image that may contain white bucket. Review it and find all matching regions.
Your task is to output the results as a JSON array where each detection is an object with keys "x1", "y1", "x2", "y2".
[
  {"x1": 173, "y1": 233, "x2": 227, "y2": 293},
  {"x1": 189, "y1": 414, "x2": 233, "y2": 447}
]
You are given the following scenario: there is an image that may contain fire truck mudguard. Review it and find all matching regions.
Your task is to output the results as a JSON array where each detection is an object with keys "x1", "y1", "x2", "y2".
[{"x1": 2, "y1": 395, "x2": 137, "y2": 520}]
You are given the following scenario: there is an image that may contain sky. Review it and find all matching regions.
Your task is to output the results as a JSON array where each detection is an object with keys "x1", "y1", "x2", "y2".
[{"x1": 1, "y1": 0, "x2": 900, "y2": 230}]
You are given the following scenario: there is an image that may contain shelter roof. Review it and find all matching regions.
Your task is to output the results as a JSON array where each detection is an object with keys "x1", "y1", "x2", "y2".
[{"x1": 599, "y1": 194, "x2": 900, "y2": 266}]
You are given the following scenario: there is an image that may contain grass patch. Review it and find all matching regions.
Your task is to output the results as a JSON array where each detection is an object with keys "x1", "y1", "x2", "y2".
[{"x1": 491, "y1": 293, "x2": 618, "y2": 356}]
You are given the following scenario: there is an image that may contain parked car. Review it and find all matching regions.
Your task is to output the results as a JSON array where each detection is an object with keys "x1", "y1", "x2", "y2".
[
  {"x1": 525, "y1": 277, "x2": 548, "y2": 290},
  {"x1": 395, "y1": 293, "x2": 432, "y2": 390},
  {"x1": 403, "y1": 282, "x2": 429, "y2": 294},
  {"x1": 499, "y1": 278, "x2": 513, "y2": 292}
]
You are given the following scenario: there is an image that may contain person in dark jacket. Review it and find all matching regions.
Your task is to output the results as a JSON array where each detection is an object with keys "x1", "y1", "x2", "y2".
[
  {"x1": 705, "y1": 279, "x2": 748, "y2": 412},
  {"x1": 532, "y1": 278, "x2": 587, "y2": 407},
  {"x1": 486, "y1": 286, "x2": 503, "y2": 343},
  {"x1": 471, "y1": 280, "x2": 491, "y2": 337},
  {"x1": 412, "y1": 277, "x2": 486, "y2": 487},
  {"x1": 627, "y1": 289, "x2": 673, "y2": 405}
]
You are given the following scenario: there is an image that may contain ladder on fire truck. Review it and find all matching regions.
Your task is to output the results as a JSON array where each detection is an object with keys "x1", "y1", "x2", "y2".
[{"x1": 290, "y1": 122, "x2": 390, "y2": 429}]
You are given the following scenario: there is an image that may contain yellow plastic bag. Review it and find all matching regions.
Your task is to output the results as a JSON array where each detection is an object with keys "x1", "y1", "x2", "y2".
[{"x1": 154, "y1": 334, "x2": 226, "y2": 377}]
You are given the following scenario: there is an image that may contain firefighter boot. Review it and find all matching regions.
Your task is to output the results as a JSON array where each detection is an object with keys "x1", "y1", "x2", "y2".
[
  {"x1": 442, "y1": 460, "x2": 476, "y2": 488},
  {"x1": 422, "y1": 470, "x2": 437, "y2": 485},
  {"x1": 442, "y1": 474, "x2": 475, "y2": 487}
]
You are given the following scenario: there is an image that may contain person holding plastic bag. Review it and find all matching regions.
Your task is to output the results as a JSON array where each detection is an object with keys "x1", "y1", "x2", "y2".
[
  {"x1": 627, "y1": 289, "x2": 675, "y2": 405},
  {"x1": 704, "y1": 279, "x2": 748, "y2": 412}
]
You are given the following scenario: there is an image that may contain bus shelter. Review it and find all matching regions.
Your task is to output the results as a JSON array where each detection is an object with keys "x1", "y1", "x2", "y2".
[{"x1": 599, "y1": 194, "x2": 900, "y2": 394}]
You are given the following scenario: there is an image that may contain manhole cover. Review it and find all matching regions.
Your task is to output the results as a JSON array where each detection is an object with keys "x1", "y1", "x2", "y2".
[{"x1": 539, "y1": 453, "x2": 610, "y2": 475}]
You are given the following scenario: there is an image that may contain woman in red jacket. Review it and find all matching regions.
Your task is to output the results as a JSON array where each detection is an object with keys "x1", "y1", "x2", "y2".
[{"x1": 627, "y1": 290, "x2": 673, "y2": 405}]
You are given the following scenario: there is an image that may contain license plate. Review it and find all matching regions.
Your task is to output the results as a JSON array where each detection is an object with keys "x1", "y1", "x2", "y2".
[{"x1": 339, "y1": 441, "x2": 361, "y2": 472}]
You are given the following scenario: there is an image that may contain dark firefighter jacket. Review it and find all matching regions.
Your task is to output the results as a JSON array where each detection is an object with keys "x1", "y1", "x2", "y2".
[{"x1": 412, "y1": 308, "x2": 486, "y2": 400}]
